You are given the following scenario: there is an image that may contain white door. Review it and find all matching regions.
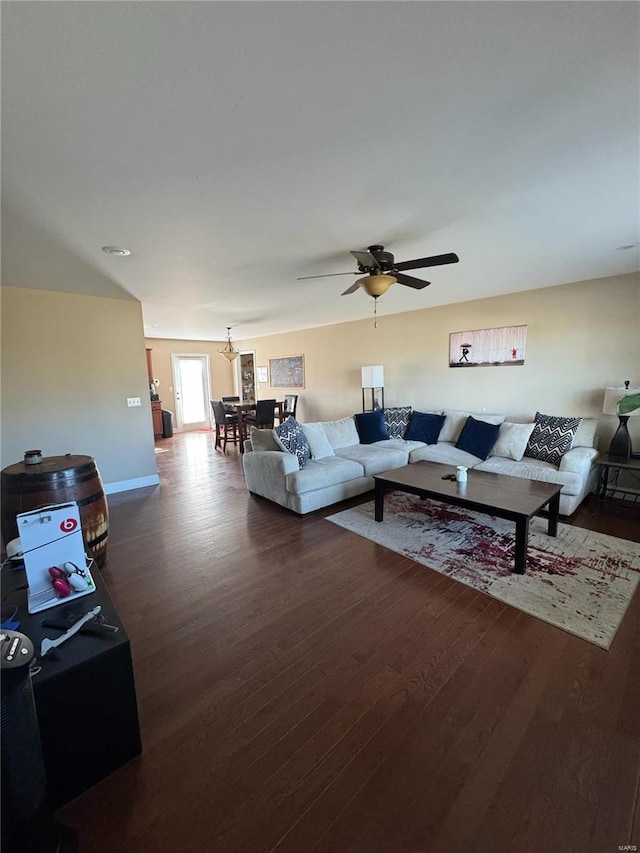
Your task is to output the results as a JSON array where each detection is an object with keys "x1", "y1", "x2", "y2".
[{"x1": 171, "y1": 354, "x2": 211, "y2": 431}]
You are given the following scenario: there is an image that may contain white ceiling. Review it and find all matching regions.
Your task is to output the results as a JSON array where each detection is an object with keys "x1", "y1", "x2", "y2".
[{"x1": 2, "y1": 2, "x2": 639, "y2": 342}]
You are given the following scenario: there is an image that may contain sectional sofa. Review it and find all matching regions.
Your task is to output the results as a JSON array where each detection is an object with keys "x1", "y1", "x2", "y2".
[{"x1": 241, "y1": 408, "x2": 599, "y2": 517}]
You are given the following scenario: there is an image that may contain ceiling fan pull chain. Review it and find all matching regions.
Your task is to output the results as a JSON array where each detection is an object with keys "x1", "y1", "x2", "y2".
[{"x1": 374, "y1": 297, "x2": 378, "y2": 329}]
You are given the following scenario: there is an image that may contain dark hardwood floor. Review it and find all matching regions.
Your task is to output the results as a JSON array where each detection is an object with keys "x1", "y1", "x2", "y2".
[{"x1": 59, "y1": 431, "x2": 640, "y2": 853}]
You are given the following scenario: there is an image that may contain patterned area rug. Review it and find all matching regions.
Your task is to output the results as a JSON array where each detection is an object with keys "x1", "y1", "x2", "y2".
[{"x1": 327, "y1": 493, "x2": 640, "y2": 649}]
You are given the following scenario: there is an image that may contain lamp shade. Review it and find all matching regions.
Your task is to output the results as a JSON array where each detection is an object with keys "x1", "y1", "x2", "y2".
[
  {"x1": 603, "y1": 387, "x2": 640, "y2": 416},
  {"x1": 361, "y1": 365, "x2": 384, "y2": 389},
  {"x1": 218, "y1": 349, "x2": 239, "y2": 362}
]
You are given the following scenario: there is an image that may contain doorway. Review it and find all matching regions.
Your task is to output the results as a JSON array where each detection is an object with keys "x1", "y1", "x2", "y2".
[{"x1": 171, "y1": 354, "x2": 212, "y2": 431}]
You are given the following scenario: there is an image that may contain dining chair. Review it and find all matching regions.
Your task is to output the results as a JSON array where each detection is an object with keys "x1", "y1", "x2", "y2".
[
  {"x1": 277, "y1": 394, "x2": 298, "y2": 423},
  {"x1": 221, "y1": 395, "x2": 240, "y2": 413},
  {"x1": 210, "y1": 400, "x2": 239, "y2": 453},
  {"x1": 242, "y1": 399, "x2": 277, "y2": 430}
]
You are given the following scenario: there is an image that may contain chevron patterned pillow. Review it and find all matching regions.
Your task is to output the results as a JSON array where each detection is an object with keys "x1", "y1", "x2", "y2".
[
  {"x1": 273, "y1": 417, "x2": 312, "y2": 468},
  {"x1": 524, "y1": 412, "x2": 582, "y2": 467},
  {"x1": 383, "y1": 406, "x2": 412, "y2": 439}
]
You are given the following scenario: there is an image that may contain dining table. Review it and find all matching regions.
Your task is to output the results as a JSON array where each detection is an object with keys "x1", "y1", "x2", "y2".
[{"x1": 225, "y1": 400, "x2": 285, "y2": 452}]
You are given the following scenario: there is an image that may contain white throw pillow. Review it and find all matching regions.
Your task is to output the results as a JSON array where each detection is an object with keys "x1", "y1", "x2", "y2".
[
  {"x1": 300, "y1": 422, "x2": 335, "y2": 459},
  {"x1": 320, "y1": 417, "x2": 360, "y2": 449},
  {"x1": 490, "y1": 421, "x2": 535, "y2": 461},
  {"x1": 439, "y1": 410, "x2": 505, "y2": 443}
]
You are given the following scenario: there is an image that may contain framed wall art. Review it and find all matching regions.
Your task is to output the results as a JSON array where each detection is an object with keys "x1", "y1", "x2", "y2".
[
  {"x1": 449, "y1": 325, "x2": 527, "y2": 368},
  {"x1": 256, "y1": 366, "x2": 268, "y2": 383},
  {"x1": 269, "y1": 354, "x2": 305, "y2": 388}
]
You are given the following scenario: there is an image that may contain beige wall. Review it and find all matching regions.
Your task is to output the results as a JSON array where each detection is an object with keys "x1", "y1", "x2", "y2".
[
  {"x1": 236, "y1": 273, "x2": 639, "y2": 448},
  {"x1": 3, "y1": 273, "x2": 637, "y2": 499},
  {"x1": 1, "y1": 287, "x2": 158, "y2": 487}
]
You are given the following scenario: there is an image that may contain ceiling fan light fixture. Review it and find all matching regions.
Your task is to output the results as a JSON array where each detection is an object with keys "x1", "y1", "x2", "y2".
[
  {"x1": 358, "y1": 274, "x2": 396, "y2": 297},
  {"x1": 218, "y1": 327, "x2": 239, "y2": 362}
]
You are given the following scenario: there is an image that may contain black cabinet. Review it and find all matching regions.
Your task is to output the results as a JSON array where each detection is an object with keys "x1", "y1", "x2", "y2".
[{"x1": 3, "y1": 569, "x2": 142, "y2": 808}]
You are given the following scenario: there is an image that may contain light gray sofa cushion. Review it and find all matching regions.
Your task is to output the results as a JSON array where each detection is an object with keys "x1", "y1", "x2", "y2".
[
  {"x1": 373, "y1": 438, "x2": 427, "y2": 453},
  {"x1": 300, "y1": 422, "x2": 335, "y2": 459},
  {"x1": 474, "y1": 456, "x2": 583, "y2": 494},
  {"x1": 409, "y1": 442, "x2": 482, "y2": 467},
  {"x1": 558, "y1": 445, "x2": 599, "y2": 474},
  {"x1": 285, "y1": 456, "x2": 364, "y2": 495},
  {"x1": 320, "y1": 417, "x2": 360, "y2": 449},
  {"x1": 572, "y1": 418, "x2": 598, "y2": 448},
  {"x1": 335, "y1": 444, "x2": 409, "y2": 476}
]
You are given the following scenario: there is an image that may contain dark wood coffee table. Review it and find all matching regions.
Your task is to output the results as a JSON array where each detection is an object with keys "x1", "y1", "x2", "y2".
[{"x1": 374, "y1": 461, "x2": 562, "y2": 574}]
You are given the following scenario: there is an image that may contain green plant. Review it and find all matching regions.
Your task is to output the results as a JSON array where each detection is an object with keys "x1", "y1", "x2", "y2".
[{"x1": 617, "y1": 392, "x2": 640, "y2": 415}]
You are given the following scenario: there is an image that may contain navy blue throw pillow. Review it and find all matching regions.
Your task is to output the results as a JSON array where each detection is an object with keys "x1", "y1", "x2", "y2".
[
  {"x1": 405, "y1": 411, "x2": 445, "y2": 444},
  {"x1": 354, "y1": 410, "x2": 389, "y2": 444},
  {"x1": 455, "y1": 416, "x2": 500, "y2": 460}
]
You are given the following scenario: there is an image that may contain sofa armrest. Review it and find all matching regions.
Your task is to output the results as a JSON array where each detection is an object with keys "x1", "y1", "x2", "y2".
[
  {"x1": 242, "y1": 450, "x2": 299, "y2": 501},
  {"x1": 559, "y1": 446, "x2": 599, "y2": 477}
]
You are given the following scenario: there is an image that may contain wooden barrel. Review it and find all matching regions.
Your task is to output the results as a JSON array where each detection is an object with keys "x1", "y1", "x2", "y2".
[{"x1": 1, "y1": 454, "x2": 109, "y2": 568}]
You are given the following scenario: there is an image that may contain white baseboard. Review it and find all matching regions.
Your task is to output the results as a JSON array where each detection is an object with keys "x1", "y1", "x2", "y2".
[{"x1": 104, "y1": 474, "x2": 160, "y2": 495}]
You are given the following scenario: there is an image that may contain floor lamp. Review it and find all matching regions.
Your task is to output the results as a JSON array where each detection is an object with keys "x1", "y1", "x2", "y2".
[
  {"x1": 602, "y1": 383, "x2": 640, "y2": 458},
  {"x1": 361, "y1": 365, "x2": 384, "y2": 412}
]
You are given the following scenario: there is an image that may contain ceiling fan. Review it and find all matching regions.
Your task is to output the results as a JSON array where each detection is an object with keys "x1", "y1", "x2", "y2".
[{"x1": 297, "y1": 244, "x2": 459, "y2": 298}]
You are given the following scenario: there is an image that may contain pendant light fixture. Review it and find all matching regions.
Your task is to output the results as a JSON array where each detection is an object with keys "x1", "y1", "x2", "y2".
[{"x1": 218, "y1": 327, "x2": 239, "y2": 362}]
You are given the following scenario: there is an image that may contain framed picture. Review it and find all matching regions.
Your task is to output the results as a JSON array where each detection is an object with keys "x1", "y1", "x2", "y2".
[
  {"x1": 256, "y1": 366, "x2": 268, "y2": 383},
  {"x1": 449, "y1": 325, "x2": 527, "y2": 367},
  {"x1": 269, "y1": 354, "x2": 305, "y2": 388}
]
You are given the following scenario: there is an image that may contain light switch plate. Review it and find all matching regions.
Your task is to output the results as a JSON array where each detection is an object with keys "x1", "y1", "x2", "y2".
[{"x1": 127, "y1": 397, "x2": 141, "y2": 408}]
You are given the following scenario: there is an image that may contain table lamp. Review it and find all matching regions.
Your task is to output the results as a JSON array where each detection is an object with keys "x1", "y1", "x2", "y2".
[
  {"x1": 361, "y1": 365, "x2": 385, "y2": 412},
  {"x1": 602, "y1": 382, "x2": 640, "y2": 458}
]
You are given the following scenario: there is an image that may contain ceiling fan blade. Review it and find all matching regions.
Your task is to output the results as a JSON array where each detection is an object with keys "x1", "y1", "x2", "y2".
[
  {"x1": 341, "y1": 281, "x2": 362, "y2": 295},
  {"x1": 393, "y1": 252, "x2": 459, "y2": 272},
  {"x1": 350, "y1": 250, "x2": 381, "y2": 269},
  {"x1": 394, "y1": 272, "x2": 431, "y2": 289},
  {"x1": 296, "y1": 271, "x2": 358, "y2": 280}
]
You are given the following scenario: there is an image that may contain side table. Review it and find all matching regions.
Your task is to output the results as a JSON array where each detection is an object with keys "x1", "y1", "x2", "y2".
[
  {"x1": 2, "y1": 567, "x2": 142, "y2": 807},
  {"x1": 597, "y1": 453, "x2": 640, "y2": 505}
]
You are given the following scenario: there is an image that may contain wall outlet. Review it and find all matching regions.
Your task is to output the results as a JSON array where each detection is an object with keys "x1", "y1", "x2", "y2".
[{"x1": 127, "y1": 397, "x2": 141, "y2": 408}]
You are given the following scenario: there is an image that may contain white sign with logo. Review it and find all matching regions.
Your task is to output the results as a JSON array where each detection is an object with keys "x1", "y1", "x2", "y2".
[{"x1": 17, "y1": 502, "x2": 95, "y2": 613}]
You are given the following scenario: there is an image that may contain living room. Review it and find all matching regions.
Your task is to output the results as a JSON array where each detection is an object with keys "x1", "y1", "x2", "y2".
[
  {"x1": 1, "y1": 2, "x2": 639, "y2": 852},
  {"x1": 3, "y1": 272, "x2": 638, "y2": 485}
]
